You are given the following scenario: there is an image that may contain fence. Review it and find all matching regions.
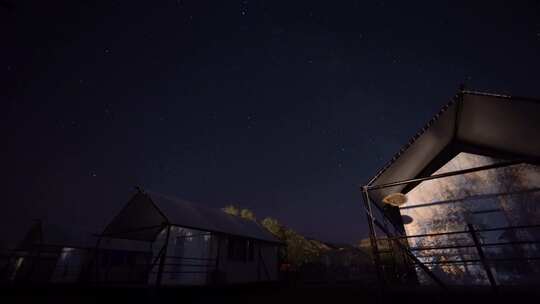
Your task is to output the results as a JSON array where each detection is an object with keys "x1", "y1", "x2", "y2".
[
  {"x1": 361, "y1": 158, "x2": 540, "y2": 291},
  {"x1": 0, "y1": 246, "x2": 219, "y2": 286}
]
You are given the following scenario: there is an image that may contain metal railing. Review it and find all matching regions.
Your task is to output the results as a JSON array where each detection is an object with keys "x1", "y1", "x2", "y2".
[{"x1": 361, "y1": 158, "x2": 540, "y2": 292}]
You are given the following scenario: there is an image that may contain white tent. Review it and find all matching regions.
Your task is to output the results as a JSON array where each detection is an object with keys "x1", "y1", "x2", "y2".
[{"x1": 100, "y1": 190, "x2": 281, "y2": 286}]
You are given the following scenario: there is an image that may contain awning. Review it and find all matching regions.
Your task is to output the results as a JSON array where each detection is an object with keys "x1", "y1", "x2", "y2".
[{"x1": 367, "y1": 90, "x2": 540, "y2": 204}]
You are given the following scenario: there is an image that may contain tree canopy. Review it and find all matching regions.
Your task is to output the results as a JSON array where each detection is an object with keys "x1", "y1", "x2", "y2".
[{"x1": 222, "y1": 206, "x2": 330, "y2": 267}]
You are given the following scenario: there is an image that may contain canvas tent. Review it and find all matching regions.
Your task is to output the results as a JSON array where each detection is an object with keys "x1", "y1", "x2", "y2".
[
  {"x1": 0, "y1": 221, "x2": 98, "y2": 284},
  {"x1": 100, "y1": 189, "x2": 281, "y2": 286},
  {"x1": 362, "y1": 89, "x2": 540, "y2": 289},
  {"x1": 0, "y1": 220, "x2": 152, "y2": 285}
]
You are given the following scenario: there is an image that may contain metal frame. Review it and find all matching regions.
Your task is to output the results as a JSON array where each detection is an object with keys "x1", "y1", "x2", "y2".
[
  {"x1": 96, "y1": 222, "x2": 280, "y2": 287},
  {"x1": 361, "y1": 158, "x2": 540, "y2": 291}
]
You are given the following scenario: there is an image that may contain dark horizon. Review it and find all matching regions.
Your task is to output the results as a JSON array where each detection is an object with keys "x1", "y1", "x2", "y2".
[{"x1": 3, "y1": 0, "x2": 540, "y2": 244}]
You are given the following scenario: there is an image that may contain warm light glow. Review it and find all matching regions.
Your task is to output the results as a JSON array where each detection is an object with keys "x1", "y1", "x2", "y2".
[{"x1": 382, "y1": 193, "x2": 407, "y2": 206}]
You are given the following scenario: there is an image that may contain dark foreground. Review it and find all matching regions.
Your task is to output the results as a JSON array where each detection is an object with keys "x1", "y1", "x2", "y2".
[{"x1": 2, "y1": 282, "x2": 540, "y2": 304}]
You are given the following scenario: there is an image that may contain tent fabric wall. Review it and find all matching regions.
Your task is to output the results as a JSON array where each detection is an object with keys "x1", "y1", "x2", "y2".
[
  {"x1": 401, "y1": 152, "x2": 540, "y2": 285},
  {"x1": 102, "y1": 192, "x2": 167, "y2": 241}
]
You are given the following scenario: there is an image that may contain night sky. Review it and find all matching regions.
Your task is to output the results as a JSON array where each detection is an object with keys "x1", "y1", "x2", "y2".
[{"x1": 2, "y1": 1, "x2": 540, "y2": 244}]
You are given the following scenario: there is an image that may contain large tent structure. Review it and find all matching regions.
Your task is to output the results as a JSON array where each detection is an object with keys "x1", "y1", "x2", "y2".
[
  {"x1": 362, "y1": 88, "x2": 540, "y2": 290},
  {"x1": 100, "y1": 189, "x2": 281, "y2": 286}
]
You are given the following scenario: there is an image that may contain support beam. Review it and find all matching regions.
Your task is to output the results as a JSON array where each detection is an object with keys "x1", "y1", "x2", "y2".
[
  {"x1": 367, "y1": 159, "x2": 526, "y2": 191},
  {"x1": 156, "y1": 225, "x2": 171, "y2": 287},
  {"x1": 372, "y1": 218, "x2": 447, "y2": 289},
  {"x1": 94, "y1": 236, "x2": 102, "y2": 284},
  {"x1": 468, "y1": 224, "x2": 497, "y2": 293},
  {"x1": 146, "y1": 241, "x2": 166, "y2": 282},
  {"x1": 361, "y1": 186, "x2": 385, "y2": 288}
]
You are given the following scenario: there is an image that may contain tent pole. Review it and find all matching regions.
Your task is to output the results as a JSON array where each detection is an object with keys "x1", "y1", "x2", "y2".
[
  {"x1": 259, "y1": 246, "x2": 270, "y2": 281},
  {"x1": 468, "y1": 224, "x2": 498, "y2": 293},
  {"x1": 257, "y1": 245, "x2": 261, "y2": 282},
  {"x1": 361, "y1": 186, "x2": 385, "y2": 290},
  {"x1": 214, "y1": 235, "x2": 221, "y2": 285},
  {"x1": 24, "y1": 220, "x2": 43, "y2": 283},
  {"x1": 146, "y1": 241, "x2": 166, "y2": 283},
  {"x1": 94, "y1": 236, "x2": 102, "y2": 285},
  {"x1": 371, "y1": 215, "x2": 447, "y2": 289},
  {"x1": 367, "y1": 159, "x2": 526, "y2": 191},
  {"x1": 156, "y1": 225, "x2": 171, "y2": 287}
]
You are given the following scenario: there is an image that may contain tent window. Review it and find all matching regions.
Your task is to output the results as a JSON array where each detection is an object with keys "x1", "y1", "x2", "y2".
[
  {"x1": 227, "y1": 237, "x2": 255, "y2": 262},
  {"x1": 228, "y1": 237, "x2": 249, "y2": 262}
]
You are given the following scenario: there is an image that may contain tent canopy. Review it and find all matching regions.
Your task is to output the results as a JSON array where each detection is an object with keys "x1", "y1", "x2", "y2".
[
  {"x1": 102, "y1": 190, "x2": 281, "y2": 244},
  {"x1": 14, "y1": 220, "x2": 99, "y2": 250},
  {"x1": 367, "y1": 90, "x2": 540, "y2": 205}
]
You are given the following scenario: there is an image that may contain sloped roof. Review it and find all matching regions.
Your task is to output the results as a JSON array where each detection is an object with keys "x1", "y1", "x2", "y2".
[
  {"x1": 367, "y1": 89, "x2": 540, "y2": 204},
  {"x1": 102, "y1": 190, "x2": 281, "y2": 244},
  {"x1": 14, "y1": 221, "x2": 96, "y2": 250}
]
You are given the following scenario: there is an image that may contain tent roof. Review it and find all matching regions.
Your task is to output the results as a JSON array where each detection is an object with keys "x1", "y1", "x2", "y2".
[
  {"x1": 367, "y1": 89, "x2": 540, "y2": 204},
  {"x1": 102, "y1": 190, "x2": 281, "y2": 244},
  {"x1": 14, "y1": 221, "x2": 98, "y2": 250}
]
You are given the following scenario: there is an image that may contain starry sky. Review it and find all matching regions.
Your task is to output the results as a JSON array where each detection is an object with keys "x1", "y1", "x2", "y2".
[{"x1": 2, "y1": 0, "x2": 540, "y2": 244}]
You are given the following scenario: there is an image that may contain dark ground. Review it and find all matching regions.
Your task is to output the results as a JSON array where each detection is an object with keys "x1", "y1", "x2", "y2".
[{"x1": 2, "y1": 282, "x2": 540, "y2": 304}]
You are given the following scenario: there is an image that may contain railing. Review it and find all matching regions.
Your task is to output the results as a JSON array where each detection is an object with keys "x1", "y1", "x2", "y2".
[
  {"x1": 148, "y1": 255, "x2": 217, "y2": 276},
  {"x1": 361, "y1": 158, "x2": 540, "y2": 291},
  {"x1": 374, "y1": 223, "x2": 540, "y2": 290}
]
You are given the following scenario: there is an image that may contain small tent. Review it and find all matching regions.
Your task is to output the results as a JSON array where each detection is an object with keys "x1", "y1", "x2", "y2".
[{"x1": 0, "y1": 220, "x2": 97, "y2": 284}]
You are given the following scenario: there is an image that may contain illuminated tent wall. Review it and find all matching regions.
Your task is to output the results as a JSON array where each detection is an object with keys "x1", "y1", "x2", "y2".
[
  {"x1": 402, "y1": 153, "x2": 540, "y2": 284},
  {"x1": 366, "y1": 89, "x2": 540, "y2": 286},
  {"x1": 101, "y1": 190, "x2": 281, "y2": 286}
]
